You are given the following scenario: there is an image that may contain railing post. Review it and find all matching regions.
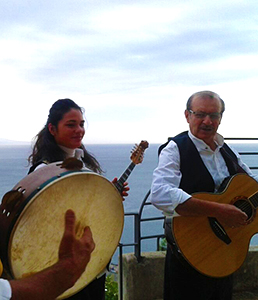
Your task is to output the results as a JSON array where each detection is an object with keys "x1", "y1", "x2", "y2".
[
  {"x1": 118, "y1": 243, "x2": 123, "y2": 300},
  {"x1": 134, "y1": 213, "x2": 142, "y2": 262}
]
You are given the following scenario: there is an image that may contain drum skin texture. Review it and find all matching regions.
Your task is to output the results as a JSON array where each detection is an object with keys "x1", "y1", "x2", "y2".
[{"x1": 0, "y1": 162, "x2": 124, "y2": 299}]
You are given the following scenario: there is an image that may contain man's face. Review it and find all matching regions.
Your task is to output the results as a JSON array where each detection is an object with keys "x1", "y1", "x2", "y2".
[{"x1": 185, "y1": 95, "x2": 222, "y2": 147}]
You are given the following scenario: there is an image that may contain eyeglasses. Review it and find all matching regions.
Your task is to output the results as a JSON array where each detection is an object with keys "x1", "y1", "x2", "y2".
[{"x1": 188, "y1": 110, "x2": 222, "y2": 120}]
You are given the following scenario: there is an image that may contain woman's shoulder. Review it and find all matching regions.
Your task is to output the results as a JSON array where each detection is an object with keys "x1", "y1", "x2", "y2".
[{"x1": 28, "y1": 160, "x2": 48, "y2": 174}]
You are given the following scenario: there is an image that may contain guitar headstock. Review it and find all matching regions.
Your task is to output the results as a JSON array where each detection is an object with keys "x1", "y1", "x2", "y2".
[{"x1": 130, "y1": 140, "x2": 149, "y2": 165}]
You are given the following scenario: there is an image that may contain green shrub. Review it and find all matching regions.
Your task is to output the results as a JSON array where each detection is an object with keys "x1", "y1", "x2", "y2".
[
  {"x1": 105, "y1": 275, "x2": 118, "y2": 300},
  {"x1": 159, "y1": 237, "x2": 167, "y2": 251}
]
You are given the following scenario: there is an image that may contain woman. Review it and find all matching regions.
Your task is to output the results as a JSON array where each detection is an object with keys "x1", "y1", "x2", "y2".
[
  {"x1": 28, "y1": 98, "x2": 129, "y2": 300},
  {"x1": 28, "y1": 98, "x2": 102, "y2": 173}
]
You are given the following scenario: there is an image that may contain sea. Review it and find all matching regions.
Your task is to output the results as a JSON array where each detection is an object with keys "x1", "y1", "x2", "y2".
[{"x1": 1, "y1": 141, "x2": 258, "y2": 265}]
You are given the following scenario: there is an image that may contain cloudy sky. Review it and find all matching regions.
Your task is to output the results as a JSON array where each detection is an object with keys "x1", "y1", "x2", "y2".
[{"x1": 1, "y1": 0, "x2": 258, "y2": 144}]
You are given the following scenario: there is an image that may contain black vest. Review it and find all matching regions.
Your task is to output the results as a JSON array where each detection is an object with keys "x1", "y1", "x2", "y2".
[{"x1": 159, "y1": 131, "x2": 244, "y2": 194}]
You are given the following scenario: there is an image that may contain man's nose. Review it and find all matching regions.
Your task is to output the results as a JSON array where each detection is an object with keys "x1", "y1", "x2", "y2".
[{"x1": 202, "y1": 115, "x2": 213, "y2": 124}]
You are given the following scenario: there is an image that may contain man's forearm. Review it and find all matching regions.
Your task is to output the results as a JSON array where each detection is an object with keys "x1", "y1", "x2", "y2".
[
  {"x1": 10, "y1": 260, "x2": 77, "y2": 300},
  {"x1": 175, "y1": 197, "x2": 223, "y2": 216},
  {"x1": 175, "y1": 197, "x2": 248, "y2": 228}
]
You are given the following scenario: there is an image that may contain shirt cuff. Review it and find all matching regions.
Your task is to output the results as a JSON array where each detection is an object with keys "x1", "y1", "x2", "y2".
[{"x1": 0, "y1": 279, "x2": 12, "y2": 299}]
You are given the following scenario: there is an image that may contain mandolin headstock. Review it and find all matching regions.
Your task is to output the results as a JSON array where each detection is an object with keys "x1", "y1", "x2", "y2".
[{"x1": 130, "y1": 140, "x2": 149, "y2": 165}]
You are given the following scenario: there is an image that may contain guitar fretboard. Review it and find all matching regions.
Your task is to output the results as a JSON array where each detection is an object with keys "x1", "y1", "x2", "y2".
[{"x1": 250, "y1": 192, "x2": 258, "y2": 208}]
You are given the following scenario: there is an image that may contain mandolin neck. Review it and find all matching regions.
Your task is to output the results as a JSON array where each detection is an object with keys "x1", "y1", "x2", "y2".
[{"x1": 115, "y1": 162, "x2": 135, "y2": 193}]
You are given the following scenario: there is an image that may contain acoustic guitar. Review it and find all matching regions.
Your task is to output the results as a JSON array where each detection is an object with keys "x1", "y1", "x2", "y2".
[
  {"x1": 0, "y1": 259, "x2": 2, "y2": 276},
  {"x1": 172, "y1": 173, "x2": 258, "y2": 278}
]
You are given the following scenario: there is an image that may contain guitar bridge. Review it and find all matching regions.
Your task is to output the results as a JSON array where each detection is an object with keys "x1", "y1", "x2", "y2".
[{"x1": 208, "y1": 217, "x2": 232, "y2": 245}]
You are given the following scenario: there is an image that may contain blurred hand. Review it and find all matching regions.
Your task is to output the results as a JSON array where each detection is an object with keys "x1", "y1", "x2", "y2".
[{"x1": 58, "y1": 210, "x2": 95, "y2": 281}]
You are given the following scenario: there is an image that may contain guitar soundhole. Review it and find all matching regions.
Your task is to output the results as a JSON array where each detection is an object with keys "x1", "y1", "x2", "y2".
[{"x1": 234, "y1": 198, "x2": 254, "y2": 221}]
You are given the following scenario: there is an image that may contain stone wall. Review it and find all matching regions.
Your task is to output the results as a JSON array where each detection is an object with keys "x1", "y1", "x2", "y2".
[{"x1": 119, "y1": 246, "x2": 258, "y2": 300}]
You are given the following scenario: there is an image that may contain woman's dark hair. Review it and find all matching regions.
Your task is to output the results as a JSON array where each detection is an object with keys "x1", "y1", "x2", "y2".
[{"x1": 28, "y1": 98, "x2": 102, "y2": 174}]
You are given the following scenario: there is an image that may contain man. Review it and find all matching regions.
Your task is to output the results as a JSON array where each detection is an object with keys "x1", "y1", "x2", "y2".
[
  {"x1": 150, "y1": 91, "x2": 257, "y2": 300},
  {"x1": 0, "y1": 209, "x2": 95, "y2": 300}
]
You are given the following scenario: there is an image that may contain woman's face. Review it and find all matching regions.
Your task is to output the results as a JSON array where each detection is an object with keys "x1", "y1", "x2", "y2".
[{"x1": 48, "y1": 108, "x2": 85, "y2": 149}]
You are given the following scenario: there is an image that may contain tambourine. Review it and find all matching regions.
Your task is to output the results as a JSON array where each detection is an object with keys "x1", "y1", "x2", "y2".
[{"x1": 0, "y1": 160, "x2": 124, "y2": 299}]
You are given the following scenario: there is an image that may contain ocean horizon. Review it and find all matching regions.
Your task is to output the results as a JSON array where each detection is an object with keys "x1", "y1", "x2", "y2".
[
  {"x1": 1, "y1": 142, "x2": 258, "y2": 264},
  {"x1": 0, "y1": 143, "x2": 162, "y2": 264}
]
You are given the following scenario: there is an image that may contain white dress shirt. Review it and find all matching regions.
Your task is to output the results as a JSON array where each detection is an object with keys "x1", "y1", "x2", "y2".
[{"x1": 150, "y1": 131, "x2": 256, "y2": 217}]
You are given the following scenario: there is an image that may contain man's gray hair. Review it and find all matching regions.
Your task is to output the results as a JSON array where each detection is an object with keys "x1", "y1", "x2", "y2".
[{"x1": 186, "y1": 91, "x2": 225, "y2": 114}]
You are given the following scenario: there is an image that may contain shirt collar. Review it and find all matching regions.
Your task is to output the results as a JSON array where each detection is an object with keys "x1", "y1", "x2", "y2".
[
  {"x1": 188, "y1": 130, "x2": 224, "y2": 152},
  {"x1": 58, "y1": 145, "x2": 84, "y2": 160},
  {"x1": 58, "y1": 145, "x2": 76, "y2": 158}
]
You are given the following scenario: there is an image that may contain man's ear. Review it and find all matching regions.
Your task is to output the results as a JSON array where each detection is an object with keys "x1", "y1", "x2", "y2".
[
  {"x1": 185, "y1": 109, "x2": 190, "y2": 124},
  {"x1": 219, "y1": 114, "x2": 222, "y2": 125},
  {"x1": 48, "y1": 123, "x2": 57, "y2": 136}
]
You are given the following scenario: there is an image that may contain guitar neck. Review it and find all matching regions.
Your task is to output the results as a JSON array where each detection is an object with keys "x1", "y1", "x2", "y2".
[
  {"x1": 250, "y1": 192, "x2": 258, "y2": 208},
  {"x1": 115, "y1": 162, "x2": 135, "y2": 193}
]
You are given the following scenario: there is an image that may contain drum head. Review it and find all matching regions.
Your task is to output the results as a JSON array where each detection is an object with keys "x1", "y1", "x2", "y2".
[{"x1": 9, "y1": 171, "x2": 124, "y2": 299}]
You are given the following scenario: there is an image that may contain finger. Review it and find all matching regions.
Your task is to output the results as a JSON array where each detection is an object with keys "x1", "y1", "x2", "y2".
[
  {"x1": 112, "y1": 177, "x2": 118, "y2": 184},
  {"x1": 236, "y1": 207, "x2": 247, "y2": 217},
  {"x1": 82, "y1": 226, "x2": 95, "y2": 251},
  {"x1": 59, "y1": 210, "x2": 76, "y2": 259},
  {"x1": 64, "y1": 209, "x2": 76, "y2": 235}
]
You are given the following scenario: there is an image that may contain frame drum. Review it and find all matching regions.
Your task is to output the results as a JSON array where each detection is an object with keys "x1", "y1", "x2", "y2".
[{"x1": 0, "y1": 162, "x2": 124, "y2": 299}]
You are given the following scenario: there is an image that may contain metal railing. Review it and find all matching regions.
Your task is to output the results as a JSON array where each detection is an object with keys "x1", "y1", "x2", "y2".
[
  {"x1": 117, "y1": 138, "x2": 258, "y2": 299},
  {"x1": 118, "y1": 189, "x2": 164, "y2": 299}
]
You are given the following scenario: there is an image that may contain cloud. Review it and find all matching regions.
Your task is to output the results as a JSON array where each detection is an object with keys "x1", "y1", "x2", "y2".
[{"x1": 0, "y1": 0, "x2": 258, "y2": 143}]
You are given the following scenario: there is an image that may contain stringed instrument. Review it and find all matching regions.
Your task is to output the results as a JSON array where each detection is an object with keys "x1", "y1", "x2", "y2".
[
  {"x1": 172, "y1": 173, "x2": 258, "y2": 278},
  {"x1": 114, "y1": 140, "x2": 149, "y2": 193},
  {"x1": 0, "y1": 260, "x2": 3, "y2": 276},
  {"x1": 0, "y1": 140, "x2": 149, "y2": 299}
]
